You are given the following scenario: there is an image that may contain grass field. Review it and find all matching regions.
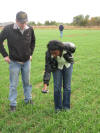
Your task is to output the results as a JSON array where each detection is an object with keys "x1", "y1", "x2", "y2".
[{"x1": 0, "y1": 29, "x2": 100, "y2": 133}]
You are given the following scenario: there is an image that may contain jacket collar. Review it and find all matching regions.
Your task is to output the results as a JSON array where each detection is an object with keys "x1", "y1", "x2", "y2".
[{"x1": 13, "y1": 23, "x2": 29, "y2": 30}]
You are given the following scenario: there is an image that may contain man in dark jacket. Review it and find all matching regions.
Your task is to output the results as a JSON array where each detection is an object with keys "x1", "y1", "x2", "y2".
[
  {"x1": 0, "y1": 11, "x2": 35, "y2": 112},
  {"x1": 59, "y1": 24, "x2": 64, "y2": 38}
]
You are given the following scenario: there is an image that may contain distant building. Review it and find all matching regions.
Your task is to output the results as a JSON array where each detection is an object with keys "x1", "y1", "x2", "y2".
[{"x1": 0, "y1": 22, "x2": 14, "y2": 27}]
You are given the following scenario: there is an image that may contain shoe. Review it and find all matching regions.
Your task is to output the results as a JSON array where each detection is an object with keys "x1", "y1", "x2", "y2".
[
  {"x1": 55, "y1": 109, "x2": 62, "y2": 113},
  {"x1": 25, "y1": 100, "x2": 34, "y2": 105},
  {"x1": 63, "y1": 107, "x2": 70, "y2": 112},
  {"x1": 10, "y1": 106, "x2": 16, "y2": 112},
  {"x1": 29, "y1": 100, "x2": 34, "y2": 105}
]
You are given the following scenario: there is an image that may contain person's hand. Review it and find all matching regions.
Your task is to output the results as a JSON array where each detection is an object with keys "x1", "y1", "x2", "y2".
[
  {"x1": 42, "y1": 84, "x2": 48, "y2": 93},
  {"x1": 4, "y1": 56, "x2": 10, "y2": 64},
  {"x1": 42, "y1": 84, "x2": 47, "y2": 90},
  {"x1": 30, "y1": 56, "x2": 32, "y2": 61}
]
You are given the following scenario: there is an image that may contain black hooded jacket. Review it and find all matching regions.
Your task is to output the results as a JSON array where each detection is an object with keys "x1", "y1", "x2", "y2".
[{"x1": 43, "y1": 42, "x2": 76, "y2": 85}]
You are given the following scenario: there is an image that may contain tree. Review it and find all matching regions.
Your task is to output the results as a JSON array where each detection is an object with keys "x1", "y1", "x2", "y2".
[
  {"x1": 73, "y1": 15, "x2": 84, "y2": 26},
  {"x1": 28, "y1": 21, "x2": 36, "y2": 26},
  {"x1": 44, "y1": 20, "x2": 57, "y2": 25},
  {"x1": 84, "y1": 15, "x2": 90, "y2": 26},
  {"x1": 37, "y1": 22, "x2": 43, "y2": 26},
  {"x1": 50, "y1": 21, "x2": 57, "y2": 25},
  {"x1": 72, "y1": 14, "x2": 89, "y2": 26},
  {"x1": 44, "y1": 21, "x2": 50, "y2": 25},
  {"x1": 89, "y1": 17, "x2": 100, "y2": 26}
]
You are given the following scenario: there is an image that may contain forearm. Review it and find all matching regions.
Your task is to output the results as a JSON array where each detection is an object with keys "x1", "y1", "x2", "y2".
[
  {"x1": 0, "y1": 26, "x2": 8, "y2": 57},
  {"x1": 30, "y1": 29, "x2": 35, "y2": 55},
  {"x1": 43, "y1": 71, "x2": 51, "y2": 86},
  {"x1": 0, "y1": 44, "x2": 8, "y2": 57},
  {"x1": 30, "y1": 43, "x2": 35, "y2": 55}
]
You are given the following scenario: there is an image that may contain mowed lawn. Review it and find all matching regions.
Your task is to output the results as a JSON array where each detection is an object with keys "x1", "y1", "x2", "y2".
[{"x1": 0, "y1": 29, "x2": 100, "y2": 133}]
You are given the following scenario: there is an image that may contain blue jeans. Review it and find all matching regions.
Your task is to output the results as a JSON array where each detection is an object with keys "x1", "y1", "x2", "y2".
[
  {"x1": 60, "y1": 31, "x2": 63, "y2": 38},
  {"x1": 52, "y1": 64, "x2": 73, "y2": 110},
  {"x1": 9, "y1": 60, "x2": 32, "y2": 106}
]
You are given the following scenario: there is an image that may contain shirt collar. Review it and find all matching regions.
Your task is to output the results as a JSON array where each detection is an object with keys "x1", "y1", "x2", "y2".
[{"x1": 13, "y1": 23, "x2": 29, "y2": 30}]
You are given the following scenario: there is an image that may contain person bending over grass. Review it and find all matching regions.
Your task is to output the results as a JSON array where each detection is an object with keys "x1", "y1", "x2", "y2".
[{"x1": 42, "y1": 40, "x2": 76, "y2": 112}]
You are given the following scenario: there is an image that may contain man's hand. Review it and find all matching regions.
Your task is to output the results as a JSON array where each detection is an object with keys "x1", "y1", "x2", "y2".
[
  {"x1": 4, "y1": 56, "x2": 10, "y2": 64},
  {"x1": 30, "y1": 56, "x2": 32, "y2": 61}
]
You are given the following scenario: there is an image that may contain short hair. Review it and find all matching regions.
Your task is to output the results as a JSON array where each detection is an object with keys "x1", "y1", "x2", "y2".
[{"x1": 47, "y1": 40, "x2": 64, "y2": 51}]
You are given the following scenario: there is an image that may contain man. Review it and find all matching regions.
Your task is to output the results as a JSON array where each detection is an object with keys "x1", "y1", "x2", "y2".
[
  {"x1": 0, "y1": 11, "x2": 35, "y2": 112},
  {"x1": 59, "y1": 24, "x2": 64, "y2": 38}
]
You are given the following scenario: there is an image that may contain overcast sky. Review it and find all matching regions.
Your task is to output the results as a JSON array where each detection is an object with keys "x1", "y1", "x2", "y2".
[{"x1": 0, "y1": 0, "x2": 100, "y2": 23}]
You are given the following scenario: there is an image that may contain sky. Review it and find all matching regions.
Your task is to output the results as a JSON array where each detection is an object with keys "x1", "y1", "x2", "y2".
[{"x1": 0, "y1": 0, "x2": 100, "y2": 23}]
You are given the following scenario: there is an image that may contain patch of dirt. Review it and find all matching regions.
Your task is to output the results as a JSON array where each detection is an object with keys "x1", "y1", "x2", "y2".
[
  {"x1": 35, "y1": 82, "x2": 43, "y2": 89},
  {"x1": 65, "y1": 34, "x2": 88, "y2": 37}
]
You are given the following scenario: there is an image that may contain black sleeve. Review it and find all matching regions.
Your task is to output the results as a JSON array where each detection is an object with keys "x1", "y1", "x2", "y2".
[
  {"x1": 63, "y1": 42, "x2": 76, "y2": 63},
  {"x1": 0, "y1": 27, "x2": 8, "y2": 57},
  {"x1": 64, "y1": 43, "x2": 76, "y2": 53},
  {"x1": 43, "y1": 51, "x2": 51, "y2": 86},
  {"x1": 30, "y1": 27, "x2": 35, "y2": 55}
]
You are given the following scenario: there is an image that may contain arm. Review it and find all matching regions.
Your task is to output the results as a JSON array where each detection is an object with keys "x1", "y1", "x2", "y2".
[
  {"x1": 0, "y1": 27, "x2": 10, "y2": 63},
  {"x1": 43, "y1": 51, "x2": 51, "y2": 85},
  {"x1": 42, "y1": 51, "x2": 51, "y2": 90},
  {"x1": 63, "y1": 42, "x2": 76, "y2": 63},
  {"x1": 0, "y1": 27, "x2": 8, "y2": 57},
  {"x1": 63, "y1": 42, "x2": 76, "y2": 53},
  {"x1": 30, "y1": 28, "x2": 35, "y2": 56}
]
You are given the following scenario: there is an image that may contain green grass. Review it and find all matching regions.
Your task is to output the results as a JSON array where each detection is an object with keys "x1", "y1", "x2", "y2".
[{"x1": 0, "y1": 29, "x2": 100, "y2": 133}]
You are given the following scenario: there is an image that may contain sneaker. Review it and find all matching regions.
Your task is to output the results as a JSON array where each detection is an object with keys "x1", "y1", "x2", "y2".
[
  {"x1": 25, "y1": 100, "x2": 34, "y2": 105},
  {"x1": 55, "y1": 109, "x2": 62, "y2": 113},
  {"x1": 63, "y1": 107, "x2": 70, "y2": 112},
  {"x1": 10, "y1": 106, "x2": 16, "y2": 112}
]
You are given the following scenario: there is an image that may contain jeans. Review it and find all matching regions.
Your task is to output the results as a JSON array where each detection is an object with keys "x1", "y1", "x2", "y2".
[
  {"x1": 60, "y1": 31, "x2": 63, "y2": 38},
  {"x1": 52, "y1": 64, "x2": 73, "y2": 110},
  {"x1": 9, "y1": 60, "x2": 32, "y2": 106}
]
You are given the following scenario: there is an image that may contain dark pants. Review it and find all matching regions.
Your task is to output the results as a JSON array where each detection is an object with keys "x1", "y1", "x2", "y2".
[{"x1": 52, "y1": 64, "x2": 73, "y2": 110}]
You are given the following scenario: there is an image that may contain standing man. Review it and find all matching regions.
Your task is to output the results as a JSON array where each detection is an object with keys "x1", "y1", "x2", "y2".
[
  {"x1": 59, "y1": 24, "x2": 64, "y2": 38},
  {"x1": 0, "y1": 11, "x2": 35, "y2": 112}
]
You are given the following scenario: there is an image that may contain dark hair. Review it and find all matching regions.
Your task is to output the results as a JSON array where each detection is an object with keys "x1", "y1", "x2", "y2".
[{"x1": 47, "y1": 40, "x2": 64, "y2": 52}]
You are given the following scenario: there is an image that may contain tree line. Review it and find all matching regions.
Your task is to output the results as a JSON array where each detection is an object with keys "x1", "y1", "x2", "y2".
[
  {"x1": 72, "y1": 15, "x2": 100, "y2": 26},
  {"x1": 28, "y1": 15, "x2": 100, "y2": 26}
]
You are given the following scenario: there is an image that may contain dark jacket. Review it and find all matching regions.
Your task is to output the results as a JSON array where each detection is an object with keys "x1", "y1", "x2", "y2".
[
  {"x1": 0, "y1": 24, "x2": 35, "y2": 62},
  {"x1": 43, "y1": 42, "x2": 76, "y2": 85},
  {"x1": 59, "y1": 25, "x2": 64, "y2": 31}
]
